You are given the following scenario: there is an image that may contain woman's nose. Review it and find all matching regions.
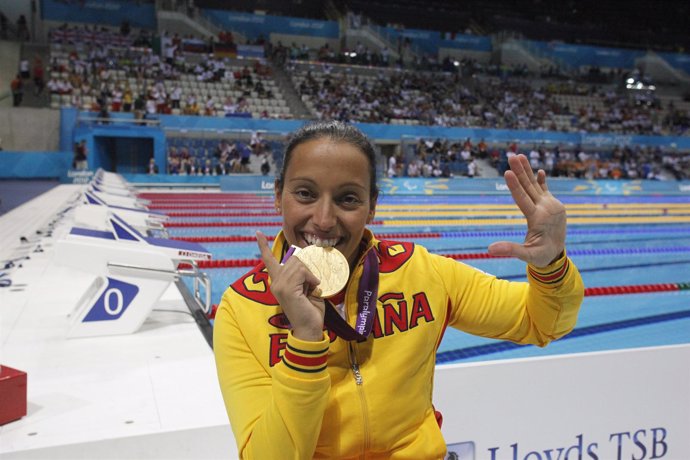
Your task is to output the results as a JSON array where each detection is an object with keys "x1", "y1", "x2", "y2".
[{"x1": 313, "y1": 199, "x2": 336, "y2": 230}]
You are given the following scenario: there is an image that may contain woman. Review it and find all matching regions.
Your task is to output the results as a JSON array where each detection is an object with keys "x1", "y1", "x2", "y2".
[{"x1": 214, "y1": 121, "x2": 584, "y2": 459}]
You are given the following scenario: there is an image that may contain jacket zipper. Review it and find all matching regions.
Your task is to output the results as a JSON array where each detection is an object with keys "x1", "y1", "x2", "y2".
[
  {"x1": 349, "y1": 341, "x2": 363, "y2": 385},
  {"x1": 348, "y1": 341, "x2": 370, "y2": 456},
  {"x1": 345, "y1": 247, "x2": 372, "y2": 457}
]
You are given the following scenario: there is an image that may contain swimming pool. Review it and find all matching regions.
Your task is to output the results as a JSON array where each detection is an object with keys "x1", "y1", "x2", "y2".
[{"x1": 141, "y1": 192, "x2": 690, "y2": 364}]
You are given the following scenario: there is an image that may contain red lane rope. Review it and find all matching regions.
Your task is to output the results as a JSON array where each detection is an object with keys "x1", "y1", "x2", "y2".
[
  {"x1": 203, "y1": 281, "x2": 690, "y2": 319},
  {"x1": 176, "y1": 235, "x2": 276, "y2": 243},
  {"x1": 151, "y1": 205, "x2": 275, "y2": 210},
  {"x1": 167, "y1": 211, "x2": 280, "y2": 217},
  {"x1": 145, "y1": 194, "x2": 274, "y2": 203},
  {"x1": 584, "y1": 283, "x2": 683, "y2": 296},
  {"x1": 139, "y1": 193, "x2": 269, "y2": 199},
  {"x1": 165, "y1": 220, "x2": 385, "y2": 228},
  {"x1": 166, "y1": 221, "x2": 282, "y2": 228},
  {"x1": 192, "y1": 250, "x2": 499, "y2": 267},
  {"x1": 173, "y1": 232, "x2": 442, "y2": 243}
]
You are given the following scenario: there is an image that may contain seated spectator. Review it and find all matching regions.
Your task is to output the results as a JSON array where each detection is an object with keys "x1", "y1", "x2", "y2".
[
  {"x1": 32, "y1": 57, "x2": 45, "y2": 96},
  {"x1": 223, "y1": 96, "x2": 237, "y2": 116},
  {"x1": 111, "y1": 85, "x2": 123, "y2": 112},
  {"x1": 407, "y1": 159, "x2": 420, "y2": 177},
  {"x1": 204, "y1": 94, "x2": 216, "y2": 116},
  {"x1": 387, "y1": 154, "x2": 397, "y2": 178},
  {"x1": 250, "y1": 131, "x2": 265, "y2": 154},
  {"x1": 147, "y1": 158, "x2": 158, "y2": 174},
  {"x1": 467, "y1": 158, "x2": 477, "y2": 178},
  {"x1": 73, "y1": 140, "x2": 88, "y2": 169},
  {"x1": 184, "y1": 94, "x2": 200, "y2": 115},
  {"x1": 260, "y1": 152, "x2": 271, "y2": 175},
  {"x1": 10, "y1": 74, "x2": 23, "y2": 107},
  {"x1": 122, "y1": 87, "x2": 133, "y2": 112}
]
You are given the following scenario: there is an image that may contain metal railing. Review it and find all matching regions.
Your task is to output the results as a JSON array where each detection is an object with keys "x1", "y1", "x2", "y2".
[
  {"x1": 107, "y1": 259, "x2": 212, "y2": 315},
  {"x1": 77, "y1": 115, "x2": 161, "y2": 127}
]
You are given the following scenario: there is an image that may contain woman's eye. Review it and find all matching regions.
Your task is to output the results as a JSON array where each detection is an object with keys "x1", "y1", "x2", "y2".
[
  {"x1": 294, "y1": 189, "x2": 313, "y2": 200},
  {"x1": 340, "y1": 195, "x2": 362, "y2": 206}
]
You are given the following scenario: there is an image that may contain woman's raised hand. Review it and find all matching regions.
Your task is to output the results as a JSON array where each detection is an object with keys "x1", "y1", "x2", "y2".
[
  {"x1": 487, "y1": 154, "x2": 566, "y2": 268},
  {"x1": 256, "y1": 231, "x2": 326, "y2": 341}
]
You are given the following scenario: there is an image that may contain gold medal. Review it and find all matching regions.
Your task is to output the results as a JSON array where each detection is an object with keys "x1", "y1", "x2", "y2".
[{"x1": 292, "y1": 245, "x2": 349, "y2": 297}]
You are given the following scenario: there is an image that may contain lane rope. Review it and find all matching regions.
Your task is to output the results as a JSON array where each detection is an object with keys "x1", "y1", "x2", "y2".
[
  {"x1": 190, "y1": 247, "x2": 690, "y2": 268},
  {"x1": 204, "y1": 282, "x2": 690, "y2": 320}
]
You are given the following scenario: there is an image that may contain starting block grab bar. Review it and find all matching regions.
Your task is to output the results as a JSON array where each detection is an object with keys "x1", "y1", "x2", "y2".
[{"x1": 107, "y1": 259, "x2": 211, "y2": 316}]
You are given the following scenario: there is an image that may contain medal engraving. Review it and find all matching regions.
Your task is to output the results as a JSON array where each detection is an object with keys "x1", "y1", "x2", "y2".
[{"x1": 293, "y1": 245, "x2": 349, "y2": 297}]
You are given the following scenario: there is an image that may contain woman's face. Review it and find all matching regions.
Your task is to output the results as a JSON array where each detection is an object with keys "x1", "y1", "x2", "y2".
[{"x1": 276, "y1": 138, "x2": 377, "y2": 267}]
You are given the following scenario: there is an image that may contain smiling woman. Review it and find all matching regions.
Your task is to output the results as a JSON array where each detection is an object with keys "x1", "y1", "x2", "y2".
[
  {"x1": 276, "y1": 136, "x2": 377, "y2": 267},
  {"x1": 212, "y1": 120, "x2": 585, "y2": 459}
]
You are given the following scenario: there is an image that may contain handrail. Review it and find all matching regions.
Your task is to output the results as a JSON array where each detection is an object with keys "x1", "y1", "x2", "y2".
[
  {"x1": 145, "y1": 220, "x2": 168, "y2": 235},
  {"x1": 367, "y1": 23, "x2": 424, "y2": 59},
  {"x1": 77, "y1": 116, "x2": 161, "y2": 127},
  {"x1": 107, "y1": 259, "x2": 212, "y2": 314},
  {"x1": 180, "y1": 259, "x2": 212, "y2": 316}
]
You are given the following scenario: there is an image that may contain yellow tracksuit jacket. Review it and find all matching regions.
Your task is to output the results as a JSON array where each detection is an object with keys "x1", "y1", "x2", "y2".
[{"x1": 214, "y1": 230, "x2": 584, "y2": 459}]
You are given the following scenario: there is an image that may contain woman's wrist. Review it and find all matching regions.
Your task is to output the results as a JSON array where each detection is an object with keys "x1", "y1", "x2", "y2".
[{"x1": 292, "y1": 326, "x2": 325, "y2": 342}]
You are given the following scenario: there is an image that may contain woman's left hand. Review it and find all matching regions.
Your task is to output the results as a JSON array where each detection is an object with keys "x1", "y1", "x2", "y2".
[{"x1": 488, "y1": 154, "x2": 566, "y2": 268}]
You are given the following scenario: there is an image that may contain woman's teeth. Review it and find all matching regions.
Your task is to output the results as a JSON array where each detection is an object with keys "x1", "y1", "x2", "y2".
[{"x1": 305, "y1": 234, "x2": 338, "y2": 247}]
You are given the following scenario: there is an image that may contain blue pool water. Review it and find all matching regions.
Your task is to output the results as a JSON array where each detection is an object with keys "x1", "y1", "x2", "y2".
[{"x1": 168, "y1": 193, "x2": 690, "y2": 364}]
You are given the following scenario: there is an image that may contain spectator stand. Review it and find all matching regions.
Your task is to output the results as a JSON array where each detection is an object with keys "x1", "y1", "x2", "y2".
[
  {"x1": 46, "y1": 25, "x2": 291, "y2": 120},
  {"x1": 397, "y1": 134, "x2": 690, "y2": 181},
  {"x1": 399, "y1": 135, "x2": 471, "y2": 178},
  {"x1": 162, "y1": 127, "x2": 285, "y2": 177},
  {"x1": 70, "y1": 111, "x2": 166, "y2": 175},
  {"x1": 287, "y1": 52, "x2": 689, "y2": 137}
]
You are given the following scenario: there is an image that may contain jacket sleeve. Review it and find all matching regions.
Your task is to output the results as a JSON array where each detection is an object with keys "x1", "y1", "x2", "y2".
[
  {"x1": 213, "y1": 292, "x2": 332, "y2": 459},
  {"x1": 434, "y1": 249, "x2": 584, "y2": 346}
]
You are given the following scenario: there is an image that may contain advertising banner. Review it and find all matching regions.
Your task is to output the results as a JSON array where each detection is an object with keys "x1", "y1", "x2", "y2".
[
  {"x1": 436, "y1": 345, "x2": 690, "y2": 460},
  {"x1": 41, "y1": 0, "x2": 156, "y2": 29}
]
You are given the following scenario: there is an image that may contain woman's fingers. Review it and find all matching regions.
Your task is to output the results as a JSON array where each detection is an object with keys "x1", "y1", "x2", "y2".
[
  {"x1": 508, "y1": 154, "x2": 541, "y2": 202},
  {"x1": 489, "y1": 240, "x2": 535, "y2": 263},
  {"x1": 256, "y1": 231, "x2": 323, "y2": 296},
  {"x1": 504, "y1": 168, "x2": 537, "y2": 217},
  {"x1": 256, "y1": 230, "x2": 280, "y2": 273},
  {"x1": 536, "y1": 169, "x2": 549, "y2": 192}
]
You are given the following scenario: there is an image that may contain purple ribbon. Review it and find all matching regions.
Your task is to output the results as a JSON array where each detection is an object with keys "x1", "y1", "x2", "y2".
[{"x1": 280, "y1": 245, "x2": 379, "y2": 341}]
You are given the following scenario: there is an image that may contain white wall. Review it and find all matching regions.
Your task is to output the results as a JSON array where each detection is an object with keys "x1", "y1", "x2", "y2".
[
  {"x1": 0, "y1": 0, "x2": 32, "y2": 24},
  {"x1": 0, "y1": 107, "x2": 60, "y2": 150},
  {"x1": 435, "y1": 345, "x2": 690, "y2": 459},
  {"x1": 0, "y1": 40, "x2": 21, "y2": 108}
]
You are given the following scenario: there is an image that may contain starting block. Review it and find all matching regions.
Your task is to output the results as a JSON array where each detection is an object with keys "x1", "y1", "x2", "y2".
[
  {"x1": 90, "y1": 170, "x2": 142, "y2": 198},
  {"x1": 55, "y1": 213, "x2": 211, "y2": 338},
  {"x1": 86, "y1": 187, "x2": 147, "y2": 209},
  {"x1": 93, "y1": 169, "x2": 131, "y2": 188},
  {"x1": 78, "y1": 191, "x2": 168, "y2": 235},
  {"x1": 87, "y1": 184, "x2": 148, "y2": 209}
]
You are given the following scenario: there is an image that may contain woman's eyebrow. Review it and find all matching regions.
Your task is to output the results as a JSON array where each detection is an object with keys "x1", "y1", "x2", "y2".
[{"x1": 288, "y1": 177, "x2": 367, "y2": 191}]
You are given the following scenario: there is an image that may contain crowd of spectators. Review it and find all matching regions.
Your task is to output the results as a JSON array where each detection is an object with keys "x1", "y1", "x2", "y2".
[
  {"x1": 45, "y1": 24, "x2": 281, "y2": 119},
  {"x1": 7, "y1": 15, "x2": 689, "y2": 180},
  {"x1": 389, "y1": 137, "x2": 482, "y2": 179},
  {"x1": 33, "y1": 22, "x2": 690, "y2": 138},
  {"x1": 392, "y1": 137, "x2": 690, "y2": 181},
  {"x1": 166, "y1": 132, "x2": 275, "y2": 175},
  {"x1": 292, "y1": 62, "x2": 689, "y2": 137}
]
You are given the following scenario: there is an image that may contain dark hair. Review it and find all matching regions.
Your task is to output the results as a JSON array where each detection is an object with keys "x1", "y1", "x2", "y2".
[{"x1": 276, "y1": 120, "x2": 379, "y2": 200}]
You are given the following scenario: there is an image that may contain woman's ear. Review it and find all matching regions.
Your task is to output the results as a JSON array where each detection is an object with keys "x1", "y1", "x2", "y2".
[
  {"x1": 274, "y1": 181, "x2": 282, "y2": 214},
  {"x1": 366, "y1": 195, "x2": 377, "y2": 224}
]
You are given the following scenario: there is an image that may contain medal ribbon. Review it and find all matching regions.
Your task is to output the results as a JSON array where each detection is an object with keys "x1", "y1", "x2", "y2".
[{"x1": 281, "y1": 245, "x2": 379, "y2": 341}]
